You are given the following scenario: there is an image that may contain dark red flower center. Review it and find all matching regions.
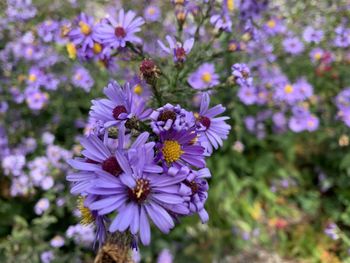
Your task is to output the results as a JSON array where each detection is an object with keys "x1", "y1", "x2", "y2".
[
  {"x1": 128, "y1": 179, "x2": 150, "y2": 203},
  {"x1": 184, "y1": 180, "x2": 199, "y2": 195},
  {"x1": 102, "y1": 156, "x2": 122, "y2": 176},
  {"x1": 157, "y1": 110, "x2": 177, "y2": 122},
  {"x1": 175, "y1": 47, "x2": 186, "y2": 61},
  {"x1": 199, "y1": 116, "x2": 211, "y2": 129},
  {"x1": 114, "y1": 26, "x2": 126, "y2": 38},
  {"x1": 140, "y1": 59, "x2": 156, "y2": 75},
  {"x1": 112, "y1": 105, "x2": 127, "y2": 120}
]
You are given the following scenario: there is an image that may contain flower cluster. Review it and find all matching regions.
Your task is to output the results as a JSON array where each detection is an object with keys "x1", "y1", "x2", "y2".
[{"x1": 67, "y1": 78, "x2": 230, "y2": 246}]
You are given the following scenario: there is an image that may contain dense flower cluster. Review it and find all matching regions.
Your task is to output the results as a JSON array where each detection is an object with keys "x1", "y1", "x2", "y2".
[{"x1": 68, "y1": 78, "x2": 230, "y2": 246}]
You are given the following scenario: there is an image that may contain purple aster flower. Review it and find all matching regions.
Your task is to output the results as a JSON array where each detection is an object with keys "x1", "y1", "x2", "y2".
[
  {"x1": 6, "y1": 0, "x2": 37, "y2": 21},
  {"x1": 40, "y1": 251, "x2": 54, "y2": 263},
  {"x1": 263, "y1": 17, "x2": 286, "y2": 36},
  {"x1": 294, "y1": 78, "x2": 313, "y2": 100},
  {"x1": 310, "y1": 48, "x2": 324, "y2": 63},
  {"x1": 282, "y1": 37, "x2": 304, "y2": 55},
  {"x1": 158, "y1": 35, "x2": 194, "y2": 63},
  {"x1": 26, "y1": 67, "x2": 45, "y2": 89},
  {"x1": 34, "y1": 198, "x2": 50, "y2": 215},
  {"x1": 232, "y1": 63, "x2": 253, "y2": 87},
  {"x1": 334, "y1": 25, "x2": 350, "y2": 48},
  {"x1": 244, "y1": 116, "x2": 256, "y2": 132},
  {"x1": 289, "y1": 107, "x2": 319, "y2": 132},
  {"x1": 95, "y1": 9, "x2": 145, "y2": 49},
  {"x1": 273, "y1": 83, "x2": 301, "y2": 104},
  {"x1": 156, "y1": 129, "x2": 205, "y2": 169},
  {"x1": 238, "y1": 85, "x2": 257, "y2": 105},
  {"x1": 195, "y1": 93, "x2": 231, "y2": 155},
  {"x1": 37, "y1": 20, "x2": 60, "y2": 43},
  {"x1": 144, "y1": 5, "x2": 161, "y2": 22},
  {"x1": 90, "y1": 80, "x2": 151, "y2": 129},
  {"x1": 68, "y1": 13, "x2": 97, "y2": 52},
  {"x1": 25, "y1": 89, "x2": 49, "y2": 110},
  {"x1": 71, "y1": 66, "x2": 94, "y2": 92},
  {"x1": 150, "y1": 104, "x2": 195, "y2": 134},
  {"x1": 238, "y1": 0, "x2": 268, "y2": 20},
  {"x1": 324, "y1": 223, "x2": 339, "y2": 240},
  {"x1": 302, "y1": 26, "x2": 324, "y2": 43},
  {"x1": 181, "y1": 167, "x2": 211, "y2": 223},
  {"x1": 188, "y1": 63, "x2": 220, "y2": 90},
  {"x1": 86, "y1": 143, "x2": 188, "y2": 245},
  {"x1": 210, "y1": 13, "x2": 232, "y2": 32},
  {"x1": 50, "y1": 235, "x2": 65, "y2": 248},
  {"x1": 157, "y1": 249, "x2": 173, "y2": 263}
]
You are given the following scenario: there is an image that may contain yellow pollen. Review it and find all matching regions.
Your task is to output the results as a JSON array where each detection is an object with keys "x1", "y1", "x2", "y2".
[
  {"x1": 314, "y1": 52, "x2": 322, "y2": 60},
  {"x1": 79, "y1": 21, "x2": 91, "y2": 35},
  {"x1": 307, "y1": 120, "x2": 314, "y2": 127},
  {"x1": 241, "y1": 33, "x2": 251, "y2": 42},
  {"x1": 28, "y1": 74, "x2": 37, "y2": 82},
  {"x1": 162, "y1": 140, "x2": 183, "y2": 164},
  {"x1": 66, "y1": 42, "x2": 76, "y2": 60},
  {"x1": 133, "y1": 84, "x2": 143, "y2": 95},
  {"x1": 267, "y1": 19, "x2": 276, "y2": 28},
  {"x1": 93, "y1": 42, "x2": 102, "y2": 54},
  {"x1": 284, "y1": 84, "x2": 293, "y2": 94},
  {"x1": 227, "y1": 0, "x2": 234, "y2": 11},
  {"x1": 228, "y1": 43, "x2": 237, "y2": 51},
  {"x1": 75, "y1": 73, "x2": 82, "y2": 81},
  {"x1": 194, "y1": 112, "x2": 200, "y2": 119},
  {"x1": 201, "y1": 72, "x2": 212, "y2": 83},
  {"x1": 77, "y1": 196, "x2": 94, "y2": 225},
  {"x1": 148, "y1": 7, "x2": 156, "y2": 15},
  {"x1": 27, "y1": 48, "x2": 33, "y2": 56}
]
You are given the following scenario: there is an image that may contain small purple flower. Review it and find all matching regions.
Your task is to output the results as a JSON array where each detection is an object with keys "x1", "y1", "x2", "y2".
[
  {"x1": 71, "y1": 66, "x2": 94, "y2": 92},
  {"x1": 333, "y1": 25, "x2": 350, "y2": 48},
  {"x1": 210, "y1": 13, "x2": 232, "y2": 32},
  {"x1": 263, "y1": 17, "x2": 286, "y2": 35},
  {"x1": 282, "y1": 37, "x2": 304, "y2": 55},
  {"x1": 196, "y1": 93, "x2": 231, "y2": 155},
  {"x1": 188, "y1": 63, "x2": 220, "y2": 90},
  {"x1": 310, "y1": 48, "x2": 324, "y2": 63},
  {"x1": 150, "y1": 104, "x2": 195, "y2": 134},
  {"x1": 68, "y1": 13, "x2": 97, "y2": 52},
  {"x1": 232, "y1": 63, "x2": 253, "y2": 87},
  {"x1": 238, "y1": 85, "x2": 257, "y2": 105},
  {"x1": 34, "y1": 198, "x2": 50, "y2": 215},
  {"x1": 157, "y1": 249, "x2": 173, "y2": 263},
  {"x1": 89, "y1": 80, "x2": 151, "y2": 129},
  {"x1": 158, "y1": 35, "x2": 194, "y2": 63},
  {"x1": 302, "y1": 26, "x2": 324, "y2": 43},
  {"x1": 144, "y1": 5, "x2": 161, "y2": 22},
  {"x1": 25, "y1": 89, "x2": 49, "y2": 110},
  {"x1": 324, "y1": 223, "x2": 339, "y2": 240},
  {"x1": 50, "y1": 235, "x2": 65, "y2": 248},
  {"x1": 37, "y1": 20, "x2": 60, "y2": 43},
  {"x1": 40, "y1": 251, "x2": 54, "y2": 263},
  {"x1": 95, "y1": 9, "x2": 145, "y2": 49}
]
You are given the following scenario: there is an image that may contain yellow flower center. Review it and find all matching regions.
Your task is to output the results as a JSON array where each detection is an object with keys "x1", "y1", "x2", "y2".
[
  {"x1": 228, "y1": 43, "x2": 237, "y2": 51},
  {"x1": 241, "y1": 32, "x2": 251, "y2": 42},
  {"x1": 314, "y1": 52, "x2": 322, "y2": 60},
  {"x1": 267, "y1": 19, "x2": 276, "y2": 28},
  {"x1": 75, "y1": 73, "x2": 82, "y2": 81},
  {"x1": 307, "y1": 120, "x2": 314, "y2": 127},
  {"x1": 284, "y1": 84, "x2": 293, "y2": 94},
  {"x1": 148, "y1": 7, "x2": 156, "y2": 15},
  {"x1": 66, "y1": 42, "x2": 77, "y2": 60},
  {"x1": 28, "y1": 74, "x2": 37, "y2": 82},
  {"x1": 133, "y1": 84, "x2": 143, "y2": 95},
  {"x1": 27, "y1": 48, "x2": 33, "y2": 56},
  {"x1": 77, "y1": 196, "x2": 94, "y2": 225},
  {"x1": 93, "y1": 42, "x2": 102, "y2": 54},
  {"x1": 79, "y1": 21, "x2": 91, "y2": 35},
  {"x1": 227, "y1": 0, "x2": 234, "y2": 11},
  {"x1": 162, "y1": 140, "x2": 183, "y2": 164},
  {"x1": 201, "y1": 72, "x2": 212, "y2": 83}
]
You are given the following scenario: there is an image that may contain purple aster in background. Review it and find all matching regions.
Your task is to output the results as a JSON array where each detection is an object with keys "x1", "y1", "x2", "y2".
[
  {"x1": 68, "y1": 13, "x2": 97, "y2": 52},
  {"x1": 144, "y1": 5, "x2": 161, "y2": 22},
  {"x1": 90, "y1": 80, "x2": 151, "y2": 129},
  {"x1": 283, "y1": 37, "x2": 304, "y2": 55},
  {"x1": 232, "y1": 63, "x2": 253, "y2": 87},
  {"x1": 158, "y1": 35, "x2": 194, "y2": 63},
  {"x1": 95, "y1": 9, "x2": 145, "y2": 49},
  {"x1": 310, "y1": 48, "x2": 324, "y2": 63},
  {"x1": 302, "y1": 26, "x2": 324, "y2": 43},
  {"x1": 26, "y1": 67, "x2": 45, "y2": 89},
  {"x1": 188, "y1": 63, "x2": 220, "y2": 90},
  {"x1": 195, "y1": 93, "x2": 231, "y2": 155},
  {"x1": 156, "y1": 129, "x2": 205, "y2": 169},
  {"x1": 210, "y1": 13, "x2": 232, "y2": 32},
  {"x1": 289, "y1": 106, "x2": 319, "y2": 132},
  {"x1": 71, "y1": 66, "x2": 94, "y2": 92},
  {"x1": 263, "y1": 17, "x2": 286, "y2": 35},
  {"x1": 333, "y1": 25, "x2": 350, "y2": 48},
  {"x1": 150, "y1": 104, "x2": 195, "y2": 134},
  {"x1": 6, "y1": 0, "x2": 37, "y2": 21},
  {"x1": 37, "y1": 20, "x2": 60, "y2": 43},
  {"x1": 273, "y1": 82, "x2": 301, "y2": 104},
  {"x1": 157, "y1": 249, "x2": 173, "y2": 263},
  {"x1": 25, "y1": 89, "x2": 49, "y2": 110},
  {"x1": 238, "y1": 85, "x2": 257, "y2": 105},
  {"x1": 238, "y1": 0, "x2": 268, "y2": 20}
]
